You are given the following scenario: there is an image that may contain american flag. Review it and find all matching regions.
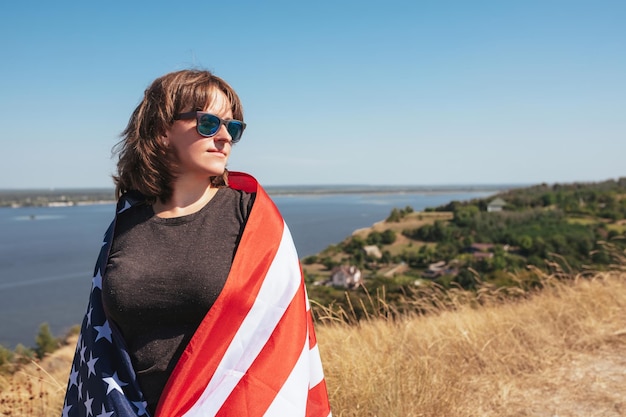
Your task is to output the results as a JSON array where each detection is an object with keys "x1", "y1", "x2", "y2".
[{"x1": 62, "y1": 172, "x2": 332, "y2": 417}]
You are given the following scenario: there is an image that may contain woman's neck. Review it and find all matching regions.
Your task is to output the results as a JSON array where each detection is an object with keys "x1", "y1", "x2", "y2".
[{"x1": 153, "y1": 179, "x2": 219, "y2": 218}]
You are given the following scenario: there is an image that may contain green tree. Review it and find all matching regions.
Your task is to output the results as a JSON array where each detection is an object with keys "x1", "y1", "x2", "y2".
[
  {"x1": 380, "y1": 229, "x2": 397, "y2": 244},
  {"x1": 518, "y1": 235, "x2": 533, "y2": 255},
  {"x1": 302, "y1": 255, "x2": 318, "y2": 265},
  {"x1": 34, "y1": 323, "x2": 59, "y2": 359},
  {"x1": 540, "y1": 193, "x2": 555, "y2": 206},
  {"x1": 367, "y1": 231, "x2": 382, "y2": 245},
  {"x1": 453, "y1": 205, "x2": 479, "y2": 227},
  {"x1": 321, "y1": 256, "x2": 338, "y2": 271},
  {"x1": 342, "y1": 236, "x2": 366, "y2": 255},
  {"x1": 454, "y1": 269, "x2": 478, "y2": 290},
  {"x1": 386, "y1": 208, "x2": 402, "y2": 222}
]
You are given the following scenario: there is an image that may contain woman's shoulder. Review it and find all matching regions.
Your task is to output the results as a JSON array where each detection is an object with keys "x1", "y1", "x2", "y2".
[
  {"x1": 224, "y1": 185, "x2": 255, "y2": 198},
  {"x1": 221, "y1": 186, "x2": 256, "y2": 220}
]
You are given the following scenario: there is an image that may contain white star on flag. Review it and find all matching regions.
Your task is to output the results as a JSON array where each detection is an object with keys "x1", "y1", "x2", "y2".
[
  {"x1": 79, "y1": 341, "x2": 87, "y2": 364},
  {"x1": 94, "y1": 320, "x2": 112, "y2": 343},
  {"x1": 62, "y1": 402, "x2": 72, "y2": 417},
  {"x1": 86, "y1": 352, "x2": 99, "y2": 377},
  {"x1": 103, "y1": 371, "x2": 128, "y2": 395},
  {"x1": 117, "y1": 200, "x2": 131, "y2": 213},
  {"x1": 92, "y1": 270, "x2": 102, "y2": 290},
  {"x1": 84, "y1": 392, "x2": 94, "y2": 417},
  {"x1": 69, "y1": 365, "x2": 79, "y2": 388}
]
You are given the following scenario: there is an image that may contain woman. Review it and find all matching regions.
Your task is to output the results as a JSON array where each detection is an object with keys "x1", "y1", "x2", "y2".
[{"x1": 62, "y1": 69, "x2": 331, "y2": 417}]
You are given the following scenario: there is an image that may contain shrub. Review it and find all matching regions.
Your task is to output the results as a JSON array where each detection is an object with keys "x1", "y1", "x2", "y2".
[
  {"x1": 34, "y1": 323, "x2": 59, "y2": 359},
  {"x1": 13, "y1": 344, "x2": 35, "y2": 364},
  {"x1": 302, "y1": 255, "x2": 318, "y2": 265}
]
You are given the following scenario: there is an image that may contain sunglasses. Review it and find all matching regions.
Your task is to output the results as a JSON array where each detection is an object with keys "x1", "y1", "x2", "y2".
[{"x1": 173, "y1": 111, "x2": 246, "y2": 143}]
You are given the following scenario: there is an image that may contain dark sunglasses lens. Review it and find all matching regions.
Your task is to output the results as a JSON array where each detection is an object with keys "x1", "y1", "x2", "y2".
[
  {"x1": 197, "y1": 114, "x2": 221, "y2": 136},
  {"x1": 227, "y1": 121, "x2": 244, "y2": 142}
]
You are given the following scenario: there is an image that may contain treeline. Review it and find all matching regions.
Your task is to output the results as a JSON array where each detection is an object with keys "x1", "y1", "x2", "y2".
[
  {"x1": 0, "y1": 189, "x2": 115, "y2": 207},
  {"x1": 434, "y1": 177, "x2": 626, "y2": 219}
]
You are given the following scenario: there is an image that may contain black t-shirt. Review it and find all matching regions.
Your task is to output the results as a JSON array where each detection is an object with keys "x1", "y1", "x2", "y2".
[{"x1": 102, "y1": 187, "x2": 255, "y2": 415}]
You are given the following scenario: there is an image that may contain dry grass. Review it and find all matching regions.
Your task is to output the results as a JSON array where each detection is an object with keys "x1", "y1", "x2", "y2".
[
  {"x1": 316, "y1": 271, "x2": 626, "y2": 416},
  {"x1": 2, "y1": 272, "x2": 626, "y2": 416},
  {"x1": 0, "y1": 336, "x2": 74, "y2": 416}
]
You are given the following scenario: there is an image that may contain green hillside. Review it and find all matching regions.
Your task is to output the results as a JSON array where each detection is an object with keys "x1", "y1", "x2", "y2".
[{"x1": 303, "y1": 177, "x2": 626, "y2": 316}]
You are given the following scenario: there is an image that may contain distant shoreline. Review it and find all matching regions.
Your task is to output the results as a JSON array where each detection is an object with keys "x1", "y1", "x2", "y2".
[
  {"x1": 0, "y1": 189, "x2": 117, "y2": 208},
  {"x1": 0, "y1": 183, "x2": 517, "y2": 208},
  {"x1": 265, "y1": 184, "x2": 513, "y2": 195}
]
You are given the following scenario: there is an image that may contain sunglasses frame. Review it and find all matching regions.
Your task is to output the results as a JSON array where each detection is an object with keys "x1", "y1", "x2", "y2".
[{"x1": 173, "y1": 111, "x2": 246, "y2": 143}]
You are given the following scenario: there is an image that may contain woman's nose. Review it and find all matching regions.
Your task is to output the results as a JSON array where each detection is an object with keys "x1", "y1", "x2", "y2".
[{"x1": 213, "y1": 124, "x2": 232, "y2": 142}]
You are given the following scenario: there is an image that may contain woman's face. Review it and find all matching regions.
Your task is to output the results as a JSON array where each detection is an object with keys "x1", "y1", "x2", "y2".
[{"x1": 166, "y1": 90, "x2": 234, "y2": 181}]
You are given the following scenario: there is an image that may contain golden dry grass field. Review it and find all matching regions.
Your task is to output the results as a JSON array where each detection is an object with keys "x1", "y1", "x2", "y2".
[
  {"x1": 319, "y1": 271, "x2": 626, "y2": 417},
  {"x1": 1, "y1": 270, "x2": 625, "y2": 416}
]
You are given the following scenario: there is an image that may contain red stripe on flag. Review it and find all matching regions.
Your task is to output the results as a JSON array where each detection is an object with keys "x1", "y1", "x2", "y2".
[
  {"x1": 307, "y1": 309, "x2": 318, "y2": 349},
  {"x1": 307, "y1": 379, "x2": 332, "y2": 417},
  {"x1": 215, "y1": 283, "x2": 308, "y2": 416},
  {"x1": 157, "y1": 177, "x2": 284, "y2": 417},
  {"x1": 228, "y1": 171, "x2": 259, "y2": 193}
]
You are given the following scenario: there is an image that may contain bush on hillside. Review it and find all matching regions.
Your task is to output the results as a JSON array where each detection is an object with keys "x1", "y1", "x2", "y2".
[{"x1": 34, "y1": 323, "x2": 59, "y2": 359}]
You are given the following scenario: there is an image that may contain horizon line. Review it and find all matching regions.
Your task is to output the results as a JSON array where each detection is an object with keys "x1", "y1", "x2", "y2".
[{"x1": 0, "y1": 182, "x2": 530, "y2": 192}]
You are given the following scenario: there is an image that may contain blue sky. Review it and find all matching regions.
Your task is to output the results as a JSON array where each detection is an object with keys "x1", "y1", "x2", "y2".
[{"x1": 1, "y1": 0, "x2": 624, "y2": 188}]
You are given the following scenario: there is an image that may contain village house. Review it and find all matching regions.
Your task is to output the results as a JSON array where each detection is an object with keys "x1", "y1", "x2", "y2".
[
  {"x1": 329, "y1": 265, "x2": 362, "y2": 289},
  {"x1": 362, "y1": 245, "x2": 382, "y2": 259},
  {"x1": 487, "y1": 197, "x2": 507, "y2": 212}
]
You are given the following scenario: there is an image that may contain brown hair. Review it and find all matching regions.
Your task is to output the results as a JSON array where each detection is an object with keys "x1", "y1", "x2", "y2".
[{"x1": 112, "y1": 69, "x2": 244, "y2": 202}]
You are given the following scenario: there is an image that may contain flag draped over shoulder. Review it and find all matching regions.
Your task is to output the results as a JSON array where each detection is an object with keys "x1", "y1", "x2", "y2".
[{"x1": 62, "y1": 172, "x2": 332, "y2": 417}]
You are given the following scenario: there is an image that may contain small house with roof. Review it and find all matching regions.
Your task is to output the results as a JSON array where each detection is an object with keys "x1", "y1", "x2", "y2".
[
  {"x1": 362, "y1": 245, "x2": 383, "y2": 259},
  {"x1": 330, "y1": 265, "x2": 362, "y2": 289},
  {"x1": 487, "y1": 198, "x2": 507, "y2": 212},
  {"x1": 422, "y1": 261, "x2": 458, "y2": 279}
]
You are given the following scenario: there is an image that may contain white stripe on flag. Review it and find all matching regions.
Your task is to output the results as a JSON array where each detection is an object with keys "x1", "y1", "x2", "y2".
[
  {"x1": 309, "y1": 343, "x2": 325, "y2": 388},
  {"x1": 263, "y1": 337, "x2": 310, "y2": 416},
  {"x1": 305, "y1": 288, "x2": 311, "y2": 311},
  {"x1": 183, "y1": 223, "x2": 302, "y2": 416}
]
